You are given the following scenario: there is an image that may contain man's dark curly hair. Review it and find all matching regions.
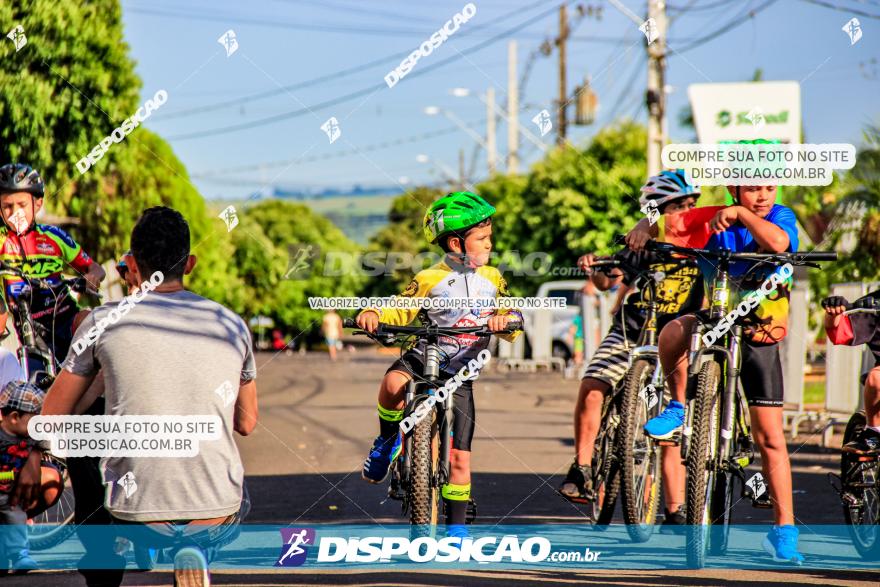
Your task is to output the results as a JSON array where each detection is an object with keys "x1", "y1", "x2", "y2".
[{"x1": 130, "y1": 206, "x2": 190, "y2": 281}]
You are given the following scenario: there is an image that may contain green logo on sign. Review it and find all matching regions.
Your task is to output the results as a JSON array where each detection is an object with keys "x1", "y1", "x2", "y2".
[{"x1": 716, "y1": 109, "x2": 789, "y2": 127}]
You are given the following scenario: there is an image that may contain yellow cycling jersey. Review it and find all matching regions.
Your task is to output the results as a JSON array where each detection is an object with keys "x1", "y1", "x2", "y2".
[{"x1": 362, "y1": 258, "x2": 522, "y2": 372}]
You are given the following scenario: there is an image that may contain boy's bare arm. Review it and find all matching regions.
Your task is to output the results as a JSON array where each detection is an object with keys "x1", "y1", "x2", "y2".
[
  {"x1": 625, "y1": 218, "x2": 658, "y2": 252},
  {"x1": 578, "y1": 254, "x2": 623, "y2": 291},
  {"x1": 712, "y1": 206, "x2": 789, "y2": 252},
  {"x1": 84, "y1": 263, "x2": 106, "y2": 291}
]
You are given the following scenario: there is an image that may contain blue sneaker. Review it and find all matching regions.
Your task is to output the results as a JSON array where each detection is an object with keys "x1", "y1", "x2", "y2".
[
  {"x1": 446, "y1": 524, "x2": 470, "y2": 546},
  {"x1": 362, "y1": 434, "x2": 402, "y2": 484},
  {"x1": 644, "y1": 400, "x2": 685, "y2": 440},
  {"x1": 762, "y1": 525, "x2": 804, "y2": 565}
]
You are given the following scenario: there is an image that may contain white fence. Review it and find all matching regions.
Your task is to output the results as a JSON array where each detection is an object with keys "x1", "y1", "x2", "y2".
[{"x1": 497, "y1": 279, "x2": 876, "y2": 444}]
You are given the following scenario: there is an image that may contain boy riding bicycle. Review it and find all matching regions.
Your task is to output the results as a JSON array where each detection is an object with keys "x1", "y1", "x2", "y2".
[
  {"x1": 0, "y1": 163, "x2": 105, "y2": 368},
  {"x1": 558, "y1": 170, "x2": 703, "y2": 531},
  {"x1": 628, "y1": 175, "x2": 807, "y2": 564},
  {"x1": 356, "y1": 191, "x2": 521, "y2": 536},
  {"x1": 823, "y1": 290, "x2": 880, "y2": 454}
]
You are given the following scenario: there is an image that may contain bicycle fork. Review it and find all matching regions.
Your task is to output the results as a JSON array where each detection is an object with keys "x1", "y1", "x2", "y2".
[{"x1": 717, "y1": 326, "x2": 742, "y2": 467}]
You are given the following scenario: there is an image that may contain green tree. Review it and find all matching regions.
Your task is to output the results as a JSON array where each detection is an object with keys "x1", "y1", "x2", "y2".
[
  {"x1": 1, "y1": 1, "x2": 238, "y2": 308},
  {"x1": 365, "y1": 186, "x2": 444, "y2": 295},
  {"x1": 809, "y1": 124, "x2": 880, "y2": 297},
  {"x1": 1, "y1": 0, "x2": 141, "y2": 200},
  {"x1": 242, "y1": 200, "x2": 366, "y2": 332},
  {"x1": 480, "y1": 121, "x2": 647, "y2": 295}
]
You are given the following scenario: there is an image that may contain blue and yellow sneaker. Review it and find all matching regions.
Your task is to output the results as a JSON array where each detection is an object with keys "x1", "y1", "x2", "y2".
[
  {"x1": 762, "y1": 525, "x2": 804, "y2": 565},
  {"x1": 362, "y1": 434, "x2": 402, "y2": 484},
  {"x1": 644, "y1": 400, "x2": 685, "y2": 440}
]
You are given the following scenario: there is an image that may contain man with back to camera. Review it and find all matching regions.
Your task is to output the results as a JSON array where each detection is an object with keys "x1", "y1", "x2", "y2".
[{"x1": 37, "y1": 206, "x2": 258, "y2": 587}]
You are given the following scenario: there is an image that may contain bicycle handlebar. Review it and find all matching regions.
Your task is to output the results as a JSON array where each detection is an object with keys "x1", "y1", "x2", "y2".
[
  {"x1": 613, "y1": 235, "x2": 837, "y2": 265},
  {"x1": 0, "y1": 261, "x2": 102, "y2": 299},
  {"x1": 840, "y1": 296, "x2": 880, "y2": 316},
  {"x1": 343, "y1": 317, "x2": 523, "y2": 337}
]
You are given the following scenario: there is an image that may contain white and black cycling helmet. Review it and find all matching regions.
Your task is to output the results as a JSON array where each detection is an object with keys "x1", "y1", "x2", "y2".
[
  {"x1": 639, "y1": 169, "x2": 699, "y2": 212},
  {"x1": 0, "y1": 163, "x2": 45, "y2": 198}
]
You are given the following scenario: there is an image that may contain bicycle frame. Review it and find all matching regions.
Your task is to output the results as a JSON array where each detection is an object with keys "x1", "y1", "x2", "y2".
[
  {"x1": 12, "y1": 287, "x2": 59, "y2": 382},
  {"x1": 399, "y1": 339, "x2": 453, "y2": 492},
  {"x1": 682, "y1": 255, "x2": 749, "y2": 473}
]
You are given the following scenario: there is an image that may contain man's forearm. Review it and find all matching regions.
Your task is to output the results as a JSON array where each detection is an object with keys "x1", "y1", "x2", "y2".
[
  {"x1": 43, "y1": 370, "x2": 95, "y2": 415},
  {"x1": 736, "y1": 207, "x2": 789, "y2": 252}
]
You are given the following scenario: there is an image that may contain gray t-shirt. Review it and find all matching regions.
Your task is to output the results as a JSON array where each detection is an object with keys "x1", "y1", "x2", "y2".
[{"x1": 63, "y1": 289, "x2": 256, "y2": 522}]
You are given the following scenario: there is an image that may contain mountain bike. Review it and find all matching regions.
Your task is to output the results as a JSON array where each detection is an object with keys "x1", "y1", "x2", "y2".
[
  {"x1": 596, "y1": 244, "x2": 699, "y2": 542},
  {"x1": 345, "y1": 317, "x2": 521, "y2": 534},
  {"x1": 827, "y1": 295, "x2": 880, "y2": 560},
  {"x1": 637, "y1": 241, "x2": 836, "y2": 568},
  {"x1": 0, "y1": 261, "x2": 98, "y2": 550}
]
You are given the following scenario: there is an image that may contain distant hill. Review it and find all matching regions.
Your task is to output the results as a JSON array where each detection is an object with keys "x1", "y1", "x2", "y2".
[
  {"x1": 209, "y1": 188, "x2": 399, "y2": 246},
  {"x1": 259, "y1": 184, "x2": 405, "y2": 200}
]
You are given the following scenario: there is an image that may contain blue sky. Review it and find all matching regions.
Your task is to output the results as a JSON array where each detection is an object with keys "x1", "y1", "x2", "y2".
[{"x1": 120, "y1": 0, "x2": 880, "y2": 199}]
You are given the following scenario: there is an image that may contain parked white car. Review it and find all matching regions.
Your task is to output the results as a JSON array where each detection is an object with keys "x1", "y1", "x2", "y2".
[{"x1": 522, "y1": 280, "x2": 585, "y2": 361}]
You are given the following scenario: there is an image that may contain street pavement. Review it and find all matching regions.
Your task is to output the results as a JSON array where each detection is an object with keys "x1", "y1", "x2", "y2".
[{"x1": 10, "y1": 348, "x2": 880, "y2": 585}]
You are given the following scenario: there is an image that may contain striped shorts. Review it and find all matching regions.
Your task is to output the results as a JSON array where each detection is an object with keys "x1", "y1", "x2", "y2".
[{"x1": 581, "y1": 327, "x2": 632, "y2": 388}]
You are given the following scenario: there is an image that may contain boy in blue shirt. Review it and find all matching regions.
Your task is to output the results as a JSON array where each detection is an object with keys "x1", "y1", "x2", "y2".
[{"x1": 627, "y1": 183, "x2": 805, "y2": 565}]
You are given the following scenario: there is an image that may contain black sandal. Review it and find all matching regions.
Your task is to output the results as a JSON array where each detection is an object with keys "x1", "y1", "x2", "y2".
[{"x1": 558, "y1": 460, "x2": 593, "y2": 503}]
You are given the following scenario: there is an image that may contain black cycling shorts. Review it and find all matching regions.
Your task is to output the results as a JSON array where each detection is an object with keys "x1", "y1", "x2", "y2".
[
  {"x1": 692, "y1": 311, "x2": 784, "y2": 408},
  {"x1": 387, "y1": 351, "x2": 476, "y2": 452},
  {"x1": 740, "y1": 341, "x2": 784, "y2": 408}
]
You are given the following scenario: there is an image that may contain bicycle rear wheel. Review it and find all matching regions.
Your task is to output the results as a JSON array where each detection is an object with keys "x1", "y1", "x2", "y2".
[
  {"x1": 593, "y1": 400, "x2": 620, "y2": 526},
  {"x1": 409, "y1": 408, "x2": 441, "y2": 534},
  {"x1": 841, "y1": 411, "x2": 880, "y2": 560},
  {"x1": 619, "y1": 359, "x2": 662, "y2": 542},
  {"x1": 686, "y1": 360, "x2": 722, "y2": 568}
]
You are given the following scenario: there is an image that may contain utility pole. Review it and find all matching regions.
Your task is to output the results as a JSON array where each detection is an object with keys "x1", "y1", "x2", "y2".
[
  {"x1": 557, "y1": 4, "x2": 569, "y2": 146},
  {"x1": 646, "y1": 0, "x2": 668, "y2": 175},
  {"x1": 507, "y1": 40, "x2": 519, "y2": 174},
  {"x1": 486, "y1": 86, "x2": 497, "y2": 175}
]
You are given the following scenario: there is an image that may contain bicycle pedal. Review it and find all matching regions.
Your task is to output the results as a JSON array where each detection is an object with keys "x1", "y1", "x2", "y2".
[
  {"x1": 387, "y1": 487, "x2": 405, "y2": 501},
  {"x1": 466, "y1": 498, "x2": 478, "y2": 524},
  {"x1": 657, "y1": 434, "x2": 681, "y2": 447},
  {"x1": 751, "y1": 495, "x2": 773, "y2": 509},
  {"x1": 855, "y1": 454, "x2": 880, "y2": 462}
]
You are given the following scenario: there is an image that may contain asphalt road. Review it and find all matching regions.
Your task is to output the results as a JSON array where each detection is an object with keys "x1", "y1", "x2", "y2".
[{"x1": 10, "y1": 348, "x2": 880, "y2": 586}]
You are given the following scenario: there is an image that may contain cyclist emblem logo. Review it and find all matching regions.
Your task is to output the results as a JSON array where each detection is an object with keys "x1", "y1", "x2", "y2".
[
  {"x1": 117, "y1": 471, "x2": 138, "y2": 498},
  {"x1": 276, "y1": 528, "x2": 315, "y2": 567}
]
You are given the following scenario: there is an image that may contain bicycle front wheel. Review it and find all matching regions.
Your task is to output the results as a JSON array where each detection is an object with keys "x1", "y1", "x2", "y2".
[
  {"x1": 686, "y1": 360, "x2": 722, "y2": 568},
  {"x1": 409, "y1": 409, "x2": 441, "y2": 533},
  {"x1": 841, "y1": 411, "x2": 880, "y2": 560},
  {"x1": 28, "y1": 459, "x2": 76, "y2": 551},
  {"x1": 619, "y1": 359, "x2": 662, "y2": 542}
]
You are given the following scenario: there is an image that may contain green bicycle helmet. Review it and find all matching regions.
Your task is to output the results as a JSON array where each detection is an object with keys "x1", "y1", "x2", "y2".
[{"x1": 423, "y1": 191, "x2": 496, "y2": 244}]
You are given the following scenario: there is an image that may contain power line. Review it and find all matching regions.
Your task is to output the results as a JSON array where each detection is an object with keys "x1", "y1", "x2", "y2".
[
  {"x1": 674, "y1": 0, "x2": 781, "y2": 53},
  {"x1": 191, "y1": 120, "x2": 482, "y2": 177},
  {"x1": 602, "y1": 51, "x2": 646, "y2": 126},
  {"x1": 127, "y1": 4, "x2": 568, "y2": 40},
  {"x1": 667, "y1": 0, "x2": 742, "y2": 12},
  {"x1": 267, "y1": 0, "x2": 439, "y2": 27},
  {"x1": 798, "y1": 0, "x2": 880, "y2": 19},
  {"x1": 165, "y1": 2, "x2": 564, "y2": 141},
  {"x1": 152, "y1": 0, "x2": 556, "y2": 121}
]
